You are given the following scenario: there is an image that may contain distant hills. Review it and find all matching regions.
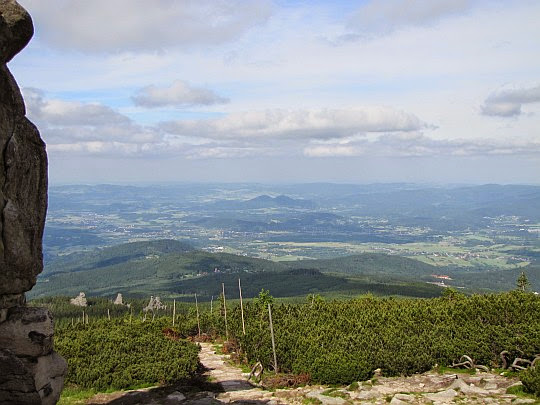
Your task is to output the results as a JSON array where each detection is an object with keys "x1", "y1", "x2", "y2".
[
  {"x1": 32, "y1": 239, "x2": 540, "y2": 301},
  {"x1": 33, "y1": 239, "x2": 444, "y2": 300},
  {"x1": 205, "y1": 194, "x2": 315, "y2": 210},
  {"x1": 43, "y1": 239, "x2": 194, "y2": 276},
  {"x1": 43, "y1": 183, "x2": 540, "y2": 262}
]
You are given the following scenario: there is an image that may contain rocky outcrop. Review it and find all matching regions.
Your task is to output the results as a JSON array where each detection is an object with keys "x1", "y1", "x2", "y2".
[
  {"x1": 70, "y1": 292, "x2": 87, "y2": 307},
  {"x1": 113, "y1": 293, "x2": 124, "y2": 305},
  {"x1": 144, "y1": 295, "x2": 165, "y2": 313},
  {"x1": 0, "y1": 1, "x2": 66, "y2": 404}
]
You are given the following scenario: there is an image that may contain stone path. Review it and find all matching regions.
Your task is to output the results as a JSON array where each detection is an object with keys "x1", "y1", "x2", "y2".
[{"x1": 86, "y1": 343, "x2": 538, "y2": 404}]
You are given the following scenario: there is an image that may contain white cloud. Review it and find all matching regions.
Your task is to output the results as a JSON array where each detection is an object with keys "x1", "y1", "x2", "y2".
[
  {"x1": 160, "y1": 107, "x2": 427, "y2": 141},
  {"x1": 21, "y1": 89, "x2": 540, "y2": 162},
  {"x1": 304, "y1": 145, "x2": 361, "y2": 157},
  {"x1": 303, "y1": 133, "x2": 540, "y2": 158},
  {"x1": 346, "y1": 0, "x2": 477, "y2": 37},
  {"x1": 23, "y1": 88, "x2": 130, "y2": 126},
  {"x1": 481, "y1": 85, "x2": 540, "y2": 117},
  {"x1": 19, "y1": 0, "x2": 271, "y2": 53},
  {"x1": 132, "y1": 80, "x2": 229, "y2": 108},
  {"x1": 23, "y1": 88, "x2": 165, "y2": 153}
]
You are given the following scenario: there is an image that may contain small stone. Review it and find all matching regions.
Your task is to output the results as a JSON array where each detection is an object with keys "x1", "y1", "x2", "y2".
[
  {"x1": 424, "y1": 388, "x2": 458, "y2": 402},
  {"x1": 449, "y1": 378, "x2": 489, "y2": 395},
  {"x1": 167, "y1": 391, "x2": 186, "y2": 402},
  {"x1": 393, "y1": 393, "x2": 414, "y2": 402}
]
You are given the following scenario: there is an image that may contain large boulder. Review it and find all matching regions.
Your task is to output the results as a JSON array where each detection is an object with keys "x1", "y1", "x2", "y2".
[
  {"x1": 0, "y1": 2, "x2": 66, "y2": 404},
  {"x1": 0, "y1": 0, "x2": 47, "y2": 297}
]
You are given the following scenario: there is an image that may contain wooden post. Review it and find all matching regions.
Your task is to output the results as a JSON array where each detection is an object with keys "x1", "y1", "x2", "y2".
[
  {"x1": 195, "y1": 294, "x2": 201, "y2": 337},
  {"x1": 173, "y1": 300, "x2": 176, "y2": 327},
  {"x1": 239, "y1": 278, "x2": 246, "y2": 335},
  {"x1": 222, "y1": 283, "x2": 228, "y2": 341},
  {"x1": 107, "y1": 308, "x2": 110, "y2": 320},
  {"x1": 130, "y1": 306, "x2": 133, "y2": 325},
  {"x1": 268, "y1": 303, "x2": 278, "y2": 373},
  {"x1": 210, "y1": 296, "x2": 213, "y2": 314}
]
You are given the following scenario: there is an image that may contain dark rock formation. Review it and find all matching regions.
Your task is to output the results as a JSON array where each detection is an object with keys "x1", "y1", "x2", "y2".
[{"x1": 0, "y1": 1, "x2": 66, "y2": 404}]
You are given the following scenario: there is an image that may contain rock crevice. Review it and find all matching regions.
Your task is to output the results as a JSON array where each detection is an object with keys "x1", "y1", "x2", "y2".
[{"x1": 0, "y1": 1, "x2": 66, "y2": 404}]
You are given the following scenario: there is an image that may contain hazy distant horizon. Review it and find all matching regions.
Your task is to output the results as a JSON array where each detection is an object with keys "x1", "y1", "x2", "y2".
[{"x1": 48, "y1": 179, "x2": 540, "y2": 188}]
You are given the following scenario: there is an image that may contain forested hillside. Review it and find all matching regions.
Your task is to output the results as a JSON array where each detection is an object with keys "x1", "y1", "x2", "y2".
[
  {"x1": 33, "y1": 240, "x2": 444, "y2": 299},
  {"x1": 33, "y1": 239, "x2": 540, "y2": 299}
]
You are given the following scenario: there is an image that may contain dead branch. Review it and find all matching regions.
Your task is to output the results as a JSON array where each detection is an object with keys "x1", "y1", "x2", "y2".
[{"x1": 248, "y1": 361, "x2": 264, "y2": 383}]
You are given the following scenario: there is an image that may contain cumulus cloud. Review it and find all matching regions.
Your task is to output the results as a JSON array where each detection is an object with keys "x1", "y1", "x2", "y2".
[
  {"x1": 346, "y1": 0, "x2": 475, "y2": 36},
  {"x1": 20, "y1": 0, "x2": 271, "y2": 52},
  {"x1": 132, "y1": 80, "x2": 229, "y2": 108},
  {"x1": 160, "y1": 107, "x2": 427, "y2": 140},
  {"x1": 23, "y1": 88, "x2": 131, "y2": 126},
  {"x1": 303, "y1": 133, "x2": 540, "y2": 158},
  {"x1": 23, "y1": 88, "x2": 165, "y2": 155},
  {"x1": 23, "y1": 90, "x2": 540, "y2": 161},
  {"x1": 481, "y1": 85, "x2": 540, "y2": 117}
]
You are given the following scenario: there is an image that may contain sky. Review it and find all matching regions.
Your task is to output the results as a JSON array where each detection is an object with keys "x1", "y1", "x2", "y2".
[{"x1": 8, "y1": 0, "x2": 540, "y2": 184}]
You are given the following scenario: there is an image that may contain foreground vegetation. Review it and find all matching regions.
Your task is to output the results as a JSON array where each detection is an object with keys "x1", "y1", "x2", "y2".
[
  {"x1": 42, "y1": 290, "x2": 540, "y2": 399},
  {"x1": 220, "y1": 291, "x2": 540, "y2": 384},
  {"x1": 55, "y1": 318, "x2": 199, "y2": 391}
]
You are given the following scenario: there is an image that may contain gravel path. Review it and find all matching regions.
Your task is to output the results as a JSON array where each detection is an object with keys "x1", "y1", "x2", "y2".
[{"x1": 86, "y1": 342, "x2": 537, "y2": 405}]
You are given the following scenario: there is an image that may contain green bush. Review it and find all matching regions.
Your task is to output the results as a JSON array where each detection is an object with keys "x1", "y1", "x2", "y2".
[
  {"x1": 220, "y1": 292, "x2": 540, "y2": 385},
  {"x1": 55, "y1": 318, "x2": 199, "y2": 391},
  {"x1": 521, "y1": 366, "x2": 540, "y2": 397}
]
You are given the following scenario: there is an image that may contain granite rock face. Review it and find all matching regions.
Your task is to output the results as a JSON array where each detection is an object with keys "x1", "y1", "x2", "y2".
[
  {"x1": 0, "y1": 1, "x2": 66, "y2": 404},
  {"x1": 0, "y1": 0, "x2": 47, "y2": 296}
]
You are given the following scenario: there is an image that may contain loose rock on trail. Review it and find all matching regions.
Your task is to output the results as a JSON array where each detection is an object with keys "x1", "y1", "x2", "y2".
[{"x1": 86, "y1": 342, "x2": 536, "y2": 404}]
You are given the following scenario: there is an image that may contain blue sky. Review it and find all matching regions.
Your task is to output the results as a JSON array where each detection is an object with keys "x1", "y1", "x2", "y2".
[{"x1": 9, "y1": 0, "x2": 540, "y2": 184}]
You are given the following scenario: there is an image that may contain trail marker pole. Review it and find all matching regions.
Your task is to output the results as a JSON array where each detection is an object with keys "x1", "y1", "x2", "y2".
[
  {"x1": 210, "y1": 296, "x2": 213, "y2": 314},
  {"x1": 172, "y1": 299, "x2": 176, "y2": 327},
  {"x1": 239, "y1": 278, "x2": 246, "y2": 335},
  {"x1": 268, "y1": 303, "x2": 278, "y2": 373},
  {"x1": 107, "y1": 308, "x2": 110, "y2": 320},
  {"x1": 222, "y1": 283, "x2": 228, "y2": 341},
  {"x1": 195, "y1": 293, "x2": 201, "y2": 337}
]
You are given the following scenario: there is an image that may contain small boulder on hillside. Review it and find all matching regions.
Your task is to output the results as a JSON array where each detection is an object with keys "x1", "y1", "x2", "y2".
[
  {"x1": 143, "y1": 295, "x2": 165, "y2": 313},
  {"x1": 70, "y1": 292, "x2": 87, "y2": 307},
  {"x1": 113, "y1": 293, "x2": 124, "y2": 305}
]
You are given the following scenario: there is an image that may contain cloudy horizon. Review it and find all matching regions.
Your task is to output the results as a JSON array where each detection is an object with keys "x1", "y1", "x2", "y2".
[{"x1": 9, "y1": 0, "x2": 540, "y2": 185}]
